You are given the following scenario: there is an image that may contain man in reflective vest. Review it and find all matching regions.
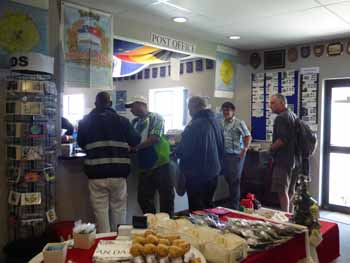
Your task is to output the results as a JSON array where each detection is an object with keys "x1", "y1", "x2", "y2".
[{"x1": 78, "y1": 92, "x2": 140, "y2": 233}]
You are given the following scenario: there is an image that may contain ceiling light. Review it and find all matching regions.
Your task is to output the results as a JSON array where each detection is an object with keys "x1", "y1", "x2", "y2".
[
  {"x1": 228, "y1": 35, "x2": 241, "y2": 40},
  {"x1": 172, "y1": 17, "x2": 187, "y2": 23}
]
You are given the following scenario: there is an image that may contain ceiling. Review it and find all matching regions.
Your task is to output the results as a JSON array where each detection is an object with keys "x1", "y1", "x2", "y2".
[{"x1": 70, "y1": 0, "x2": 350, "y2": 51}]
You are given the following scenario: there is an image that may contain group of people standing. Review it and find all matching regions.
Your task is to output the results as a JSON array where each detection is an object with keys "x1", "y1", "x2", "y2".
[{"x1": 77, "y1": 91, "x2": 300, "y2": 233}]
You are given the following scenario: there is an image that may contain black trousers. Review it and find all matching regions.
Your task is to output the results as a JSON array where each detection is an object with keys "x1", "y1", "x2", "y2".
[
  {"x1": 186, "y1": 176, "x2": 218, "y2": 212},
  {"x1": 137, "y1": 163, "x2": 174, "y2": 216}
]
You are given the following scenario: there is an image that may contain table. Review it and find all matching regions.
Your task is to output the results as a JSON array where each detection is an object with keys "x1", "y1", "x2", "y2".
[
  {"x1": 210, "y1": 207, "x2": 340, "y2": 263},
  {"x1": 30, "y1": 210, "x2": 339, "y2": 263},
  {"x1": 29, "y1": 232, "x2": 117, "y2": 263}
]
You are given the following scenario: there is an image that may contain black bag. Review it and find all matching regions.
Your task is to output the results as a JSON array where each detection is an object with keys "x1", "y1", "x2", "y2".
[
  {"x1": 169, "y1": 160, "x2": 186, "y2": 196},
  {"x1": 295, "y1": 118, "x2": 317, "y2": 158}
]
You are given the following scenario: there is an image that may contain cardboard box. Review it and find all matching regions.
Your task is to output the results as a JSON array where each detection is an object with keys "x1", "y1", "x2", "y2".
[
  {"x1": 42, "y1": 242, "x2": 67, "y2": 263},
  {"x1": 73, "y1": 230, "x2": 96, "y2": 249}
]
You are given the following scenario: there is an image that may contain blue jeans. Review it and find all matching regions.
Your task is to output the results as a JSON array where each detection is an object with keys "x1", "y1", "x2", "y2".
[{"x1": 223, "y1": 153, "x2": 245, "y2": 210}]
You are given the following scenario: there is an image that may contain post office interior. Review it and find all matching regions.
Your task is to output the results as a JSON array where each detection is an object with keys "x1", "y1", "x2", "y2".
[{"x1": 2, "y1": 0, "x2": 350, "y2": 261}]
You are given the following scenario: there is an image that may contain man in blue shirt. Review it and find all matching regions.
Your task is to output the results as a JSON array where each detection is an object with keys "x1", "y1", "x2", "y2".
[
  {"x1": 176, "y1": 96, "x2": 224, "y2": 211},
  {"x1": 221, "y1": 102, "x2": 252, "y2": 209}
]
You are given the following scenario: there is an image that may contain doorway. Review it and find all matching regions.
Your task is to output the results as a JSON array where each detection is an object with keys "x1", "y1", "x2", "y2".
[{"x1": 323, "y1": 79, "x2": 350, "y2": 213}]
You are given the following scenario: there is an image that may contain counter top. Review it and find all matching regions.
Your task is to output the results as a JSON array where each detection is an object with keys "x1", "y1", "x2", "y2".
[{"x1": 59, "y1": 152, "x2": 86, "y2": 160}]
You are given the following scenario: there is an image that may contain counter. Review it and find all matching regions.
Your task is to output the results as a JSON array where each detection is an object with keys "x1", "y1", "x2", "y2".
[{"x1": 55, "y1": 158, "x2": 189, "y2": 224}]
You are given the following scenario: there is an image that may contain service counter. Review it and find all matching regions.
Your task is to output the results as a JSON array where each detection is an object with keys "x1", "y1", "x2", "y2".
[
  {"x1": 55, "y1": 156, "x2": 189, "y2": 224},
  {"x1": 55, "y1": 144, "x2": 274, "y2": 224}
]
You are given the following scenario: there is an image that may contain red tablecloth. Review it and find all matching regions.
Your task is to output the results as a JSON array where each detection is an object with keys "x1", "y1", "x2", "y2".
[
  {"x1": 317, "y1": 219, "x2": 340, "y2": 263},
  {"x1": 218, "y1": 209, "x2": 340, "y2": 263},
  {"x1": 47, "y1": 210, "x2": 339, "y2": 263}
]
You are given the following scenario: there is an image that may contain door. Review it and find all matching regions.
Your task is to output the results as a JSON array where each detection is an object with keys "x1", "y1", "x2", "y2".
[{"x1": 323, "y1": 79, "x2": 350, "y2": 213}]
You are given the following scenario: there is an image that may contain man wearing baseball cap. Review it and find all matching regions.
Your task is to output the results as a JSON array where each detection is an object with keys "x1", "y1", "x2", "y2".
[{"x1": 126, "y1": 96, "x2": 174, "y2": 215}]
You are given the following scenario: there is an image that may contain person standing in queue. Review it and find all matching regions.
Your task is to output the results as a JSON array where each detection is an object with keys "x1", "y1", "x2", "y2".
[
  {"x1": 221, "y1": 102, "x2": 252, "y2": 210},
  {"x1": 78, "y1": 92, "x2": 140, "y2": 233},
  {"x1": 269, "y1": 94, "x2": 298, "y2": 212},
  {"x1": 126, "y1": 96, "x2": 174, "y2": 216},
  {"x1": 176, "y1": 96, "x2": 224, "y2": 211}
]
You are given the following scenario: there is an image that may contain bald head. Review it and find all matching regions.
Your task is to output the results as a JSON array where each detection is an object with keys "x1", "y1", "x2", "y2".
[
  {"x1": 188, "y1": 96, "x2": 207, "y2": 117},
  {"x1": 95, "y1": 91, "x2": 112, "y2": 109}
]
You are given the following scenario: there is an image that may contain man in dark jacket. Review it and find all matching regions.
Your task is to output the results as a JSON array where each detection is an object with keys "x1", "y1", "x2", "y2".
[
  {"x1": 78, "y1": 92, "x2": 140, "y2": 233},
  {"x1": 176, "y1": 96, "x2": 224, "y2": 211}
]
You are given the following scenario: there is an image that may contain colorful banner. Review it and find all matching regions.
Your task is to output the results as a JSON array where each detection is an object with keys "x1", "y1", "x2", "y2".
[
  {"x1": 113, "y1": 39, "x2": 188, "y2": 78},
  {"x1": 62, "y1": 2, "x2": 112, "y2": 89},
  {"x1": 214, "y1": 51, "x2": 237, "y2": 98},
  {"x1": 0, "y1": 0, "x2": 48, "y2": 67}
]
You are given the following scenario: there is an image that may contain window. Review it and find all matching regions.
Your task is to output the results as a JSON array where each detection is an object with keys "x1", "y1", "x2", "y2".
[
  {"x1": 149, "y1": 87, "x2": 187, "y2": 133},
  {"x1": 63, "y1": 94, "x2": 85, "y2": 126}
]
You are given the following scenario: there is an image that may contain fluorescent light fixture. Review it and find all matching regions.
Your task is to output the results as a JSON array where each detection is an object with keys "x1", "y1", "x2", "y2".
[
  {"x1": 172, "y1": 17, "x2": 187, "y2": 23},
  {"x1": 151, "y1": 0, "x2": 191, "y2": 12},
  {"x1": 228, "y1": 35, "x2": 241, "y2": 40},
  {"x1": 151, "y1": 0, "x2": 169, "y2": 5}
]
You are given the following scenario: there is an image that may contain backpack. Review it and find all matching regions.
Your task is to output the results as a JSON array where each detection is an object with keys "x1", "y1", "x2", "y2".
[{"x1": 295, "y1": 118, "x2": 317, "y2": 158}]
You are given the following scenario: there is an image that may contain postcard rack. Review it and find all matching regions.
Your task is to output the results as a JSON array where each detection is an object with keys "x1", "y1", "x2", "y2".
[{"x1": 5, "y1": 73, "x2": 58, "y2": 240}]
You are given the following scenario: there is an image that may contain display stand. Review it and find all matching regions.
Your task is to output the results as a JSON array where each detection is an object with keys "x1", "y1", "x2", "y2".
[{"x1": 5, "y1": 72, "x2": 58, "y2": 240}]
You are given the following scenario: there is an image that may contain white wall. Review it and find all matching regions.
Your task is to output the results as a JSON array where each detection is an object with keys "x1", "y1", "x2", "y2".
[
  {"x1": 243, "y1": 40, "x2": 350, "y2": 203},
  {"x1": 114, "y1": 59, "x2": 251, "y2": 126},
  {"x1": 63, "y1": 88, "x2": 116, "y2": 118}
]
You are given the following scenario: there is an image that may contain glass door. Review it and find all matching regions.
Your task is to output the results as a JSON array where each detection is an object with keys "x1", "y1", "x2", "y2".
[{"x1": 323, "y1": 79, "x2": 350, "y2": 212}]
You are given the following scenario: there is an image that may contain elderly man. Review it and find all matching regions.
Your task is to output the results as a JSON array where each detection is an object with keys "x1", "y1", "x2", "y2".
[
  {"x1": 126, "y1": 96, "x2": 174, "y2": 216},
  {"x1": 176, "y1": 96, "x2": 224, "y2": 211},
  {"x1": 78, "y1": 92, "x2": 140, "y2": 233},
  {"x1": 270, "y1": 93, "x2": 297, "y2": 212},
  {"x1": 221, "y1": 101, "x2": 252, "y2": 210}
]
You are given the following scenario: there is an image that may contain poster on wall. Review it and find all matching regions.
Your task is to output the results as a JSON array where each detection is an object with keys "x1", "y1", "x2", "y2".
[
  {"x1": 214, "y1": 51, "x2": 236, "y2": 98},
  {"x1": 115, "y1": 90, "x2": 127, "y2": 112},
  {"x1": 62, "y1": 2, "x2": 112, "y2": 89},
  {"x1": 0, "y1": 0, "x2": 48, "y2": 67},
  {"x1": 300, "y1": 67, "x2": 319, "y2": 132}
]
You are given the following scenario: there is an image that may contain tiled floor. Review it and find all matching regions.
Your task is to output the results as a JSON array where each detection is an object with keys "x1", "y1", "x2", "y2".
[{"x1": 320, "y1": 210, "x2": 349, "y2": 263}]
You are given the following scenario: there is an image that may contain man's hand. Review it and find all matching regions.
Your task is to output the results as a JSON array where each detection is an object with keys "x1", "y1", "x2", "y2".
[{"x1": 240, "y1": 148, "x2": 248, "y2": 160}]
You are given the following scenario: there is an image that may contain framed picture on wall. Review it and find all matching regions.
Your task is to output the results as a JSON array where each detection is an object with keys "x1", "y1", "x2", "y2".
[
  {"x1": 137, "y1": 71, "x2": 143, "y2": 80},
  {"x1": 116, "y1": 90, "x2": 127, "y2": 112},
  {"x1": 144, "y1": 68, "x2": 150, "y2": 79},
  {"x1": 195, "y1": 59, "x2": 203, "y2": 72},
  {"x1": 180, "y1": 63, "x2": 184, "y2": 75},
  {"x1": 264, "y1": 49, "x2": 286, "y2": 70},
  {"x1": 186, "y1": 61, "x2": 193, "y2": 73},
  {"x1": 160, "y1": 66, "x2": 166, "y2": 77},
  {"x1": 206, "y1": 59, "x2": 214, "y2": 70},
  {"x1": 152, "y1": 67, "x2": 158, "y2": 78}
]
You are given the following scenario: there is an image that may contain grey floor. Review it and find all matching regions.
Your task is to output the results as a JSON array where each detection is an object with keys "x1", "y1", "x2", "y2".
[{"x1": 320, "y1": 210, "x2": 349, "y2": 263}]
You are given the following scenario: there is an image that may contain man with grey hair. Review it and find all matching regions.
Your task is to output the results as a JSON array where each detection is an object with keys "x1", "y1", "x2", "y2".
[
  {"x1": 270, "y1": 93, "x2": 297, "y2": 212},
  {"x1": 176, "y1": 96, "x2": 224, "y2": 211}
]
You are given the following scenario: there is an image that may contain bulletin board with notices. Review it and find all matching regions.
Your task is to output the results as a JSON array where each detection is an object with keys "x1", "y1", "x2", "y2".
[
  {"x1": 251, "y1": 70, "x2": 299, "y2": 141},
  {"x1": 300, "y1": 67, "x2": 319, "y2": 133}
]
